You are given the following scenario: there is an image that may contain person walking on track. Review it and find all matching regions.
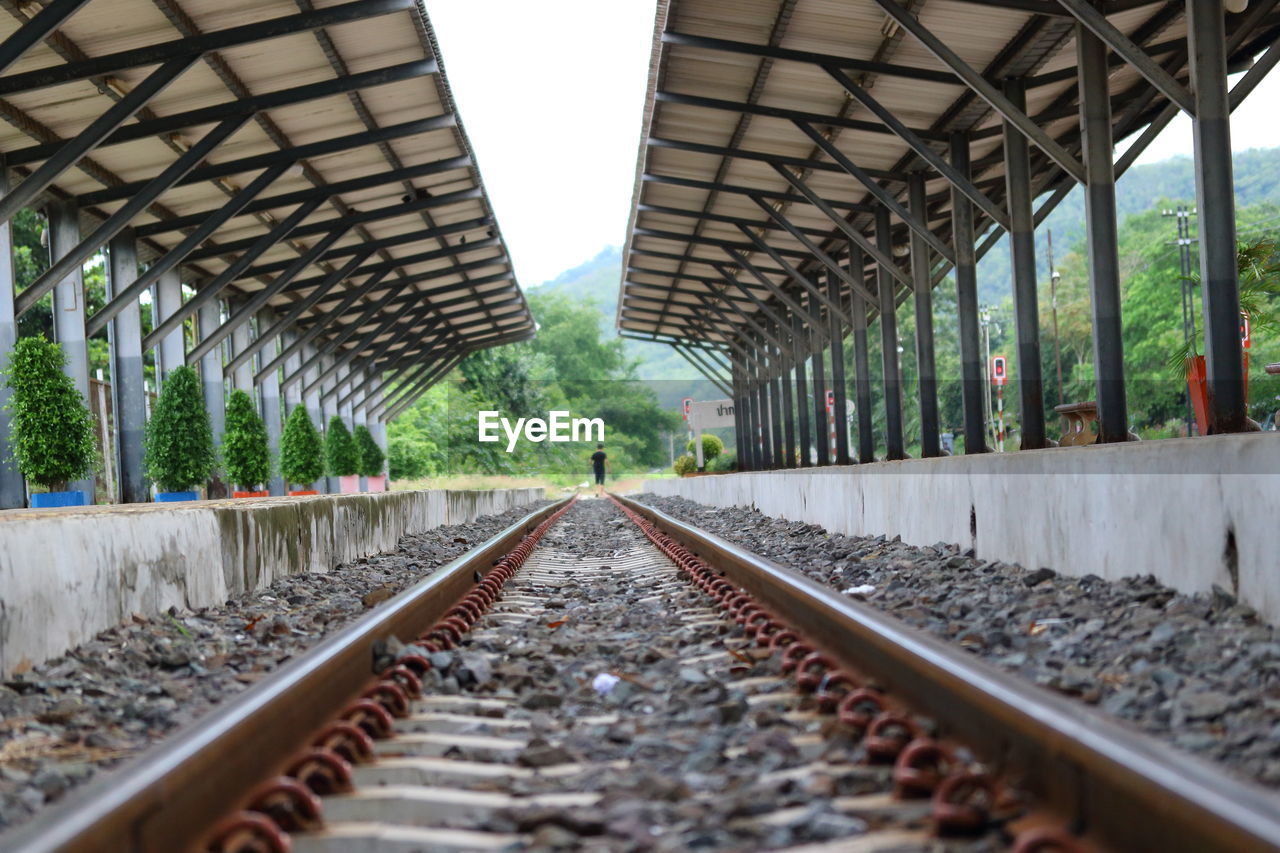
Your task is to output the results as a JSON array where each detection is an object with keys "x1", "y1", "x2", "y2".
[{"x1": 590, "y1": 443, "x2": 611, "y2": 497}]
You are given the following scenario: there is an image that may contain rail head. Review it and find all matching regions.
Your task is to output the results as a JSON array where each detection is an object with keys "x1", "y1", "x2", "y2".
[
  {"x1": 615, "y1": 494, "x2": 1280, "y2": 853},
  {"x1": 2, "y1": 496, "x2": 572, "y2": 853}
]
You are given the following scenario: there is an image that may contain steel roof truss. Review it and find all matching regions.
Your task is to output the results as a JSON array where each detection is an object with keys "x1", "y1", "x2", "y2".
[
  {"x1": 871, "y1": 0, "x2": 1087, "y2": 184},
  {"x1": 19, "y1": 113, "x2": 251, "y2": 318},
  {"x1": 0, "y1": 0, "x2": 415, "y2": 97}
]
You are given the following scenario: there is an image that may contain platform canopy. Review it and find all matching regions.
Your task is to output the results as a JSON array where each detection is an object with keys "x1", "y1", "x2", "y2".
[
  {"x1": 620, "y1": 0, "x2": 1279, "y2": 459},
  {"x1": 1, "y1": 0, "x2": 533, "y2": 387}
]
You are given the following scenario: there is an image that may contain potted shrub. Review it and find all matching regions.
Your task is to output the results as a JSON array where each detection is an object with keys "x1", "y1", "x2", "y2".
[
  {"x1": 1174, "y1": 237, "x2": 1279, "y2": 434},
  {"x1": 673, "y1": 453, "x2": 696, "y2": 476},
  {"x1": 686, "y1": 433, "x2": 724, "y2": 471},
  {"x1": 280, "y1": 405, "x2": 324, "y2": 495},
  {"x1": 354, "y1": 424, "x2": 386, "y2": 492},
  {"x1": 2, "y1": 337, "x2": 97, "y2": 507},
  {"x1": 325, "y1": 415, "x2": 360, "y2": 494},
  {"x1": 223, "y1": 389, "x2": 272, "y2": 498},
  {"x1": 144, "y1": 365, "x2": 215, "y2": 502}
]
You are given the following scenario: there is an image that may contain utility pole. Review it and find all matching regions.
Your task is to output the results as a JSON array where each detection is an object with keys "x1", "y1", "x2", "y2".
[
  {"x1": 1163, "y1": 206, "x2": 1198, "y2": 435},
  {"x1": 1047, "y1": 229, "x2": 1064, "y2": 405}
]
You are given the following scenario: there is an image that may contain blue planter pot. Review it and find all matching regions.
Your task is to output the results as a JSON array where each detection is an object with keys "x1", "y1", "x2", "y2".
[
  {"x1": 155, "y1": 491, "x2": 199, "y2": 503},
  {"x1": 30, "y1": 490, "x2": 87, "y2": 508}
]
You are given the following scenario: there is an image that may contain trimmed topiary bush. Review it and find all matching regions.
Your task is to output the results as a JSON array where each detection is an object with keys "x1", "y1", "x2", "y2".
[
  {"x1": 354, "y1": 424, "x2": 384, "y2": 478},
  {"x1": 686, "y1": 433, "x2": 724, "y2": 462},
  {"x1": 144, "y1": 365, "x2": 215, "y2": 493},
  {"x1": 325, "y1": 416, "x2": 359, "y2": 477},
  {"x1": 223, "y1": 389, "x2": 271, "y2": 491},
  {"x1": 2, "y1": 337, "x2": 96, "y2": 491},
  {"x1": 673, "y1": 453, "x2": 696, "y2": 476},
  {"x1": 280, "y1": 405, "x2": 324, "y2": 488}
]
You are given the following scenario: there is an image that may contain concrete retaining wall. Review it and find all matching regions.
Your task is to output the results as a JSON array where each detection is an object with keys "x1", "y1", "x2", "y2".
[
  {"x1": 0, "y1": 488, "x2": 542, "y2": 677},
  {"x1": 645, "y1": 434, "x2": 1280, "y2": 622}
]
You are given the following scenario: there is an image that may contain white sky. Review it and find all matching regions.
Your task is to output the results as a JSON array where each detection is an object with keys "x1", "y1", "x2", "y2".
[{"x1": 426, "y1": 0, "x2": 1280, "y2": 287}]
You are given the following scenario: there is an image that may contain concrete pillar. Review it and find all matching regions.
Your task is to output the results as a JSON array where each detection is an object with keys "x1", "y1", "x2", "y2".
[
  {"x1": 302, "y1": 343, "x2": 324, "y2": 493},
  {"x1": 0, "y1": 169, "x2": 25, "y2": 508},
  {"x1": 153, "y1": 269, "x2": 185, "y2": 382},
  {"x1": 47, "y1": 200, "x2": 93, "y2": 501},
  {"x1": 282, "y1": 330, "x2": 302, "y2": 409},
  {"x1": 793, "y1": 308, "x2": 812, "y2": 467},
  {"x1": 230, "y1": 308, "x2": 253, "y2": 391},
  {"x1": 1188, "y1": 0, "x2": 1245, "y2": 433},
  {"x1": 320, "y1": 354, "x2": 337, "y2": 493},
  {"x1": 107, "y1": 231, "x2": 147, "y2": 504},
  {"x1": 258, "y1": 309, "x2": 284, "y2": 496},
  {"x1": 197, "y1": 300, "x2": 227, "y2": 499},
  {"x1": 827, "y1": 268, "x2": 851, "y2": 465}
]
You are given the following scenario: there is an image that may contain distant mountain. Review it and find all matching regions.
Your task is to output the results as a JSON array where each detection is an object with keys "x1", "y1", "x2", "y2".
[{"x1": 533, "y1": 147, "x2": 1280, "y2": 380}]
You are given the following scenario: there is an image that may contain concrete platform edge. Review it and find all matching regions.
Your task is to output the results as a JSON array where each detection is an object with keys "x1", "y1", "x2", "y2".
[
  {"x1": 0, "y1": 488, "x2": 543, "y2": 678},
  {"x1": 643, "y1": 434, "x2": 1280, "y2": 623}
]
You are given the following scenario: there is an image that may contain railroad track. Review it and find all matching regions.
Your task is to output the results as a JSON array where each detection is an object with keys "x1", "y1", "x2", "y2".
[{"x1": 5, "y1": 496, "x2": 1280, "y2": 852}]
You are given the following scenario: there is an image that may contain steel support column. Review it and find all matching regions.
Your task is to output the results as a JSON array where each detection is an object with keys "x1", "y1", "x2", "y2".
[
  {"x1": 827, "y1": 268, "x2": 851, "y2": 465},
  {"x1": 768, "y1": 334, "x2": 784, "y2": 468},
  {"x1": 908, "y1": 176, "x2": 940, "y2": 457},
  {"x1": 876, "y1": 208, "x2": 905, "y2": 460},
  {"x1": 47, "y1": 200, "x2": 93, "y2": 500},
  {"x1": 779, "y1": 320, "x2": 797, "y2": 469},
  {"x1": 107, "y1": 231, "x2": 147, "y2": 504},
  {"x1": 1188, "y1": 0, "x2": 1246, "y2": 433},
  {"x1": 794, "y1": 305, "x2": 812, "y2": 467},
  {"x1": 1077, "y1": 25, "x2": 1129, "y2": 443},
  {"x1": 850, "y1": 262, "x2": 875, "y2": 464},
  {"x1": 197, "y1": 301, "x2": 227, "y2": 499},
  {"x1": 731, "y1": 360, "x2": 750, "y2": 470},
  {"x1": 0, "y1": 168, "x2": 22, "y2": 507},
  {"x1": 747, "y1": 340, "x2": 765, "y2": 470},
  {"x1": 1002, "y1": 78, "x2": 1047, "y2": 449},
  {"x1": 950, "y1": 134, "x2": 988, "y2": 454},
  {"x1": 319, "y1": 356, "x2": 337, "y2": 493},
  {"x1": 809, "y1": 292, "x2": 830, "y2": 466}
]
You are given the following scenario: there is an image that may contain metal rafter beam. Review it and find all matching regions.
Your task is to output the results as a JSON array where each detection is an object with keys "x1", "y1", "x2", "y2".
[
  {"x1": 241, "y1": 225, "x2": 495, "y2": 279},
  {"x1": 1055, "y1": 0, "x2": 1195, "y2": 114},
  {"x1": 655, "y1": 89, "x2": 950, "y2": 142},
  {"x1": 78, "y1": 114, "x2": 456, "y2": 206},
  {"x1": 641, "y1": 171, "x2": 870, "y2": 212},
  {"x1": 0, "y1": 0, "x2": 92, "y2": 75},
  {"x1": 5, "y1": 59, "x2": 437, "y2": 167},
  {"x1": 660, "y1": 30, "x2": 959, "y2": 84},
  {"x1": 0, "y1": 55, "x2": 197, "y2": 222},
  {"x1": 871, "y1": 0, "x2": 1087, "y2": 184},
  {"x1": 0, "y1": 0, "x2": 415, "y2": 96},
  {"x1": 19, "y1": 114, "x2": 250, "y2": 317},
  {"x1": 648, "y1": 136, "x2": 904, "y2": 182}
]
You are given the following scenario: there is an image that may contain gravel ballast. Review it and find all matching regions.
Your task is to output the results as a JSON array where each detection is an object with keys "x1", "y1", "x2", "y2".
[
  {"x1": 637, "y1": 494, "x2": 1280, "y2": 790},
  {"x1": 0, "y1": 499, "x2": 551, "y2": 836},
  {"x1": 377, "y1": 498, "x2": 1001, "y2": 851}
]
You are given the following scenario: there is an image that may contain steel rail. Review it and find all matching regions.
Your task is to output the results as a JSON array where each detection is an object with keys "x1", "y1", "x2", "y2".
[
  {"x1": 615, "y1": 495, "x2": 1280, "y2": 853},
  {"x1": 1, "y1": 497, "x2": 571, "y2": 853}
]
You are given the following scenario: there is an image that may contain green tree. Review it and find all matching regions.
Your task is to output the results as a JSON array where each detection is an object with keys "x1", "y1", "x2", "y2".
[
  {"x1": 686, "y1": 433, "x2": 724, "y2": 462},
  {"x1": 144, "y1": 366, "x2": 214, "y2": 492},
  {"x1": 222, "y1": 389, "x2": 271, "y2": 490},
  {"x1": 3, "y1": 337, "x2": 96, "y2": 491},
  {"x1": 354, "y1": 424, "x2": 385, "y2": 477},
  {"x1": 325, "y1": 416, "x2": 359, "y2": 477},
  {"x1": 280, "y1": 405, "x2": 324, "y2": 488}
]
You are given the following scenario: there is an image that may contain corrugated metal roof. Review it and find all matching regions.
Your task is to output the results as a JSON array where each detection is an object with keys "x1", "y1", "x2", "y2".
[
  {"x1": 2, "y1": 0, "x2": 533, "y2": 376},
  {"x1": 619, "y1": 0, "x2": 1271, "y2": 348}
]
